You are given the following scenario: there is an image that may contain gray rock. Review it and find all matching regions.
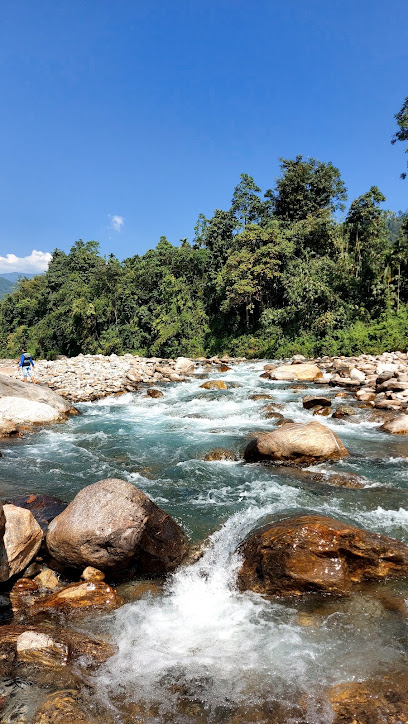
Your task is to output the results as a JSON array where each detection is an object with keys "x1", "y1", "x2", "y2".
[{"x1": 46, "y1": 478, "x2": 189, "y2": 577}]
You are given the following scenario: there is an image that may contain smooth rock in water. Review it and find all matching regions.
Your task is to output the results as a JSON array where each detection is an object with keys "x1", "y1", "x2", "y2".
[
  {"x1": 30, "y1": 581, "x2": 122, "y2": 616},
  {"x1": 380, "y1": 414, "x2": 408, "y2": 434},
  {"x1": 203, "y1": 448, "x2": 238, "y2": 461},
  {"x1": 219, "y1": 363, "x2": 231, "y2": 372},
  {"x1": 6, "y1": 494, "x2": 67, "y2": 530},
  {"x1": 269, "y1": 364, "x2": 323, "y2": 381},
  {"x1": 0, "y1": 419, "x2": 20, "y2": 437},
  {"x1": 0, "y1": 397, "x2": 64, "y2": 427},
  {"x1": 16, "y1": 630, "x2": 68, "y2": 668},
  {"x1": 313, "y1": 406, "x2": 331, "y2": 416},
  {"x1": 237, "y1": 514, "x2": 408, "y2": 596},
  {"x1": 244, "y1": 422, "x2": 348, "y2": 465},
  {"x1": 146, "y1": 388, "x2": 164, "y2": 398},
  {"x1": 332, "y1": 406, "x2": 359, "y2": 419},
  {"x1": 200, "y1": 380, "x2": 228, "y2": 390},
  {"x1": 0, "y1": 505, "x2": 43, "y2": 582},
  {"x1": 302, "y1": 395, "x2": 331, "y2": 409},
  {"x1": 46, "y1": 478, "x2": 189, "y2": 576},
  {"x1": 0, "y1": 623, "x2": 115, "y2": 670}
]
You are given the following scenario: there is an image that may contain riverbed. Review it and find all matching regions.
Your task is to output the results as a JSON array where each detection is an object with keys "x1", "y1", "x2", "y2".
[{"x1": 1, "y1": 361, "x2": 408, "y2": 723}]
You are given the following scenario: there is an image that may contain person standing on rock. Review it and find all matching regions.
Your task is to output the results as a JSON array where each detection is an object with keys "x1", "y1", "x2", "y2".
[{"x1": 18, "y1": 348, "x2": 36, "y2": 383}]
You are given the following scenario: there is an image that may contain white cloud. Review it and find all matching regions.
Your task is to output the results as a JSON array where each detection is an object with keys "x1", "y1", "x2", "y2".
[
  {"x1": 0, "y1": 250, "x2": 52, "y2": 274},
  {"x1": 110, "y1": 214, "x2": 124, "y2": 232}
]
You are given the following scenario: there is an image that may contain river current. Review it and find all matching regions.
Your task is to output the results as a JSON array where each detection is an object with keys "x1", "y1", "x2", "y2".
[{"x1": 1, "y1": 361, "x2": 408, "y2": 723}]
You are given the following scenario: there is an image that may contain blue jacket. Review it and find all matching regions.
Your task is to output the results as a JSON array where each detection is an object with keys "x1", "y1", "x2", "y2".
[{"x1": 19, "y1": 353, "x2": 34, "y2": 368}]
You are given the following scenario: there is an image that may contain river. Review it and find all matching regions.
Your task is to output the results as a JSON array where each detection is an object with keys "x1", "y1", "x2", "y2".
[{"x1": 1, "y1": 361, "x2": 408, "y2": 723}]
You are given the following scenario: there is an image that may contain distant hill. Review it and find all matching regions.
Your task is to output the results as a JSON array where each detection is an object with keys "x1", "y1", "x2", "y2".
[
  {"x1": 0, "y1": 276, "x2": 14, "y2": 299},
  {"x1": 0, "y1": 272, "x2": 37, "y2": 283}
]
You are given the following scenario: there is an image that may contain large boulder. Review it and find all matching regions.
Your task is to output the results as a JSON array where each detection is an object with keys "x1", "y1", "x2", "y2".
[
  {"x1": 0, "y1": 504, "x2": 43, "y2": 582},
  {"x1": 268, "y1": 364, "x2": 323, "y2": 381},
  {"x1": 46, "y1": 479, "x2": 189, "y2": 576},
  {"x1": 380, "y1": 414, "x2": 408, "y2": 434},
  {"x1": 329, "y1": 675, "x2": 408, "y2": 724},
  {"x1": 244, "y1": 421, "x2": 348, "y2": 465},
  {"x1": 174, "y1": 357, "x2": 195, "y2": 374},
  {"x1": 0, "y1": 376, "x2": 77, "y2": 436},
  {"x1": 237, "y1": 514, "x2": 408, "y2": 596}
]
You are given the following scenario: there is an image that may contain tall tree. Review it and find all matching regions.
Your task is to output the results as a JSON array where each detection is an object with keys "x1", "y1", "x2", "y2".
[
  {"x1": 230, "y1": 174, "x2": 264, "y2": 228},
  {"x1": 391, "y1": 96, "x2": 408, "y2": 179},
  {"x1": 271, "y1": 156, "x2": 347, "y2": 222}
]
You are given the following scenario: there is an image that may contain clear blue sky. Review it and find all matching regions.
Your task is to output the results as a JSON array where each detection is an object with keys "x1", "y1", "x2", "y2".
[{"x1": 0, "y1": 0, "x2": 407, "y2": 271}]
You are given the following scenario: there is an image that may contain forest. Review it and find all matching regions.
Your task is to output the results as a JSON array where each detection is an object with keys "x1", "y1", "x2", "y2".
[{"x1": 1, "y1": 154, "x2": 407, "y2": 360}]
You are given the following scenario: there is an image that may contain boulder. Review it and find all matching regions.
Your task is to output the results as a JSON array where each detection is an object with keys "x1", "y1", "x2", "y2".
[
  {"x1": 146, "y1": 388, "x2": 164, "y2": 398},
  {"x1": 0, "y1": 397, "x2": 64, "y2": 427},
  {"x1": 0, "y1": 504, "x2": 43, "y2": 582},
  {"x1": 200, "y1": 380, "x2": 228, "y2": 390},
  {"x1": 237, "y1": 514, "x2": 408, "y2": 596},
  {"x1": 249, "y1": 394, "x2": 274, "y2": 400},
  {"x1": 244, "y1": 422, "x2": 348, "y2": 465},
  {"x1": 349, "y1": 367, "x2": 366, "y2": 382},
  {"x1": 0, "y1": 375, "x2": 75, "y2": 414},
  {"x1": 268, "y1": 364, "x2": 323, "y2": 381},
  {"x1": 0, "y1": 377, "x2": 76, "y2": 434},
  {"x1": 173, "y1": 357, "x2": 194, "y2": 374},
  {"x1": 46, "y1": 478, "x2": 189, "y2": 576},
  {"x1": 380, "y1": 414, "x2": 408, "y2": 434},
  {"x1": 302, "y1": 395, "x2": 331, "y2": 409}
]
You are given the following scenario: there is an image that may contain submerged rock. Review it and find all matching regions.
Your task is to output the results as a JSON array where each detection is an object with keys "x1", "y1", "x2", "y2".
[
  {"x1": 0, "y1": 504, "x2": 43, "y2": 582},
  {"x1": 237, "y1": 514, "x2": 408, "y2": 596},
  {"x1": 244, "y1": 421, "x2": 348, "y2": 465},
  {"x1": 329, "y1": 674, "x2": 408, "y2": 724},
  {"x1": 29, "y1": 581, "x2": 122, "y2": 617},
  {"x1": 32, "y1": 690, "x2": 101, "y2": 724},
  {"x1": 146, "y1": 388, "x2": 164, "y2": 398},
  {"x1": 200, "y1": 380, "x2": 228, "y2": 390},
  {"x1": 203, "y1": 449, "x2": 238, "y2": 461},
  {"x1": 46, "y1": 478, "x2": 189, "y2": 577}
]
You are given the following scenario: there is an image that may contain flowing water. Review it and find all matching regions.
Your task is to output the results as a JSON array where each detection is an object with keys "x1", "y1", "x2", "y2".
[{"x1": 1, "y1": 361, "x2": 408, "y2": 723}]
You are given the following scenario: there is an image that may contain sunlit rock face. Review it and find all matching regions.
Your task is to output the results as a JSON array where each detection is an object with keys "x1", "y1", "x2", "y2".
[
  {"x1": 46, "y1": 478, "x2": 189, "y2": 577},
  {"x1": 244, "y1": 421, "x2": 349, "y2": 465},
  {"x1": 237, "y1": 514, "x2": 408, "y2": 596}
]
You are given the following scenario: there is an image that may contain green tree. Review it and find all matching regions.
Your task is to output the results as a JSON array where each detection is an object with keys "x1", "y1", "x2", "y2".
[
  {"x1": 230, "y1": 174, "x2": 264, "y2": 228},
  {"x1": 271, "y1": 155, "x2": 347, "y2": 222},
  {"x1": 391, "y1": 96, "x2": 408, "y2": 178}
]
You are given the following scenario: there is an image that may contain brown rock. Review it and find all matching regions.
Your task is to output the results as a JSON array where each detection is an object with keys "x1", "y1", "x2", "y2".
[
  {"x1": 244, "y1": 422, "x2": 348, "y2": 465},
  {"x1": 302, "y1": 395, "x2": 331, "y2": 409},
  {"x1": 237, "y1": 514, "x2": 408, "y2": 596},
  {"x1": 219, "y1": 364, "x2": 231, "y2": 372},
  {"x1": 249, "y1": 393, "x2": 274, "y2": 400},
  {"x1": 313, "y1": 406, "x2": 331, "y2": 416},
  {"x1": 200, "y1": 380, "x2": 228, "y2": 390},
  {"x1": 379, "y1": 414, "x2": 408, "y2": 434},
  {"x1": 46, "y1": 478, "x2": 189, "y2": 576},
  {"x1": 33, "y1": 567, "x2": 61, "y2": 590},
  {"x1": 33, "y1": 690, "x2": 99, "y2": 724},
  {"x1": 203, "y1": 449, "x2": 238, "y2": 461},
  {"x1": 30, "y1": 581, "x2": 122, "y2": 616},
  {"x1": 329, "y1": 675, "x2": 408, "y2": 724},
  {"x1": 81, "y1": 566, "x2": 106, "y2": 581},
  {"x1": 0, "y1": 504, "x2": 43, "y2": 582},
  {"x1": 146, "y1": 388, "x2": 164, "y2": 398}
]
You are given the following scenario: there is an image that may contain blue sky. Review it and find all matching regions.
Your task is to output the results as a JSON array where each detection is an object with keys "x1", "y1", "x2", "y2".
[{"x1": 0, "y1": 0, "x2": 407, "y2": 272}]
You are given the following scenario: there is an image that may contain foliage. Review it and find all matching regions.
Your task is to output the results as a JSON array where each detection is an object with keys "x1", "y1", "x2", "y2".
[
  {"x1": 392, "y1": 96, "x2": 408, "y2": 178},
  {"x1": 0, "y1": 156, "x2": 406, "y2": 360}
]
